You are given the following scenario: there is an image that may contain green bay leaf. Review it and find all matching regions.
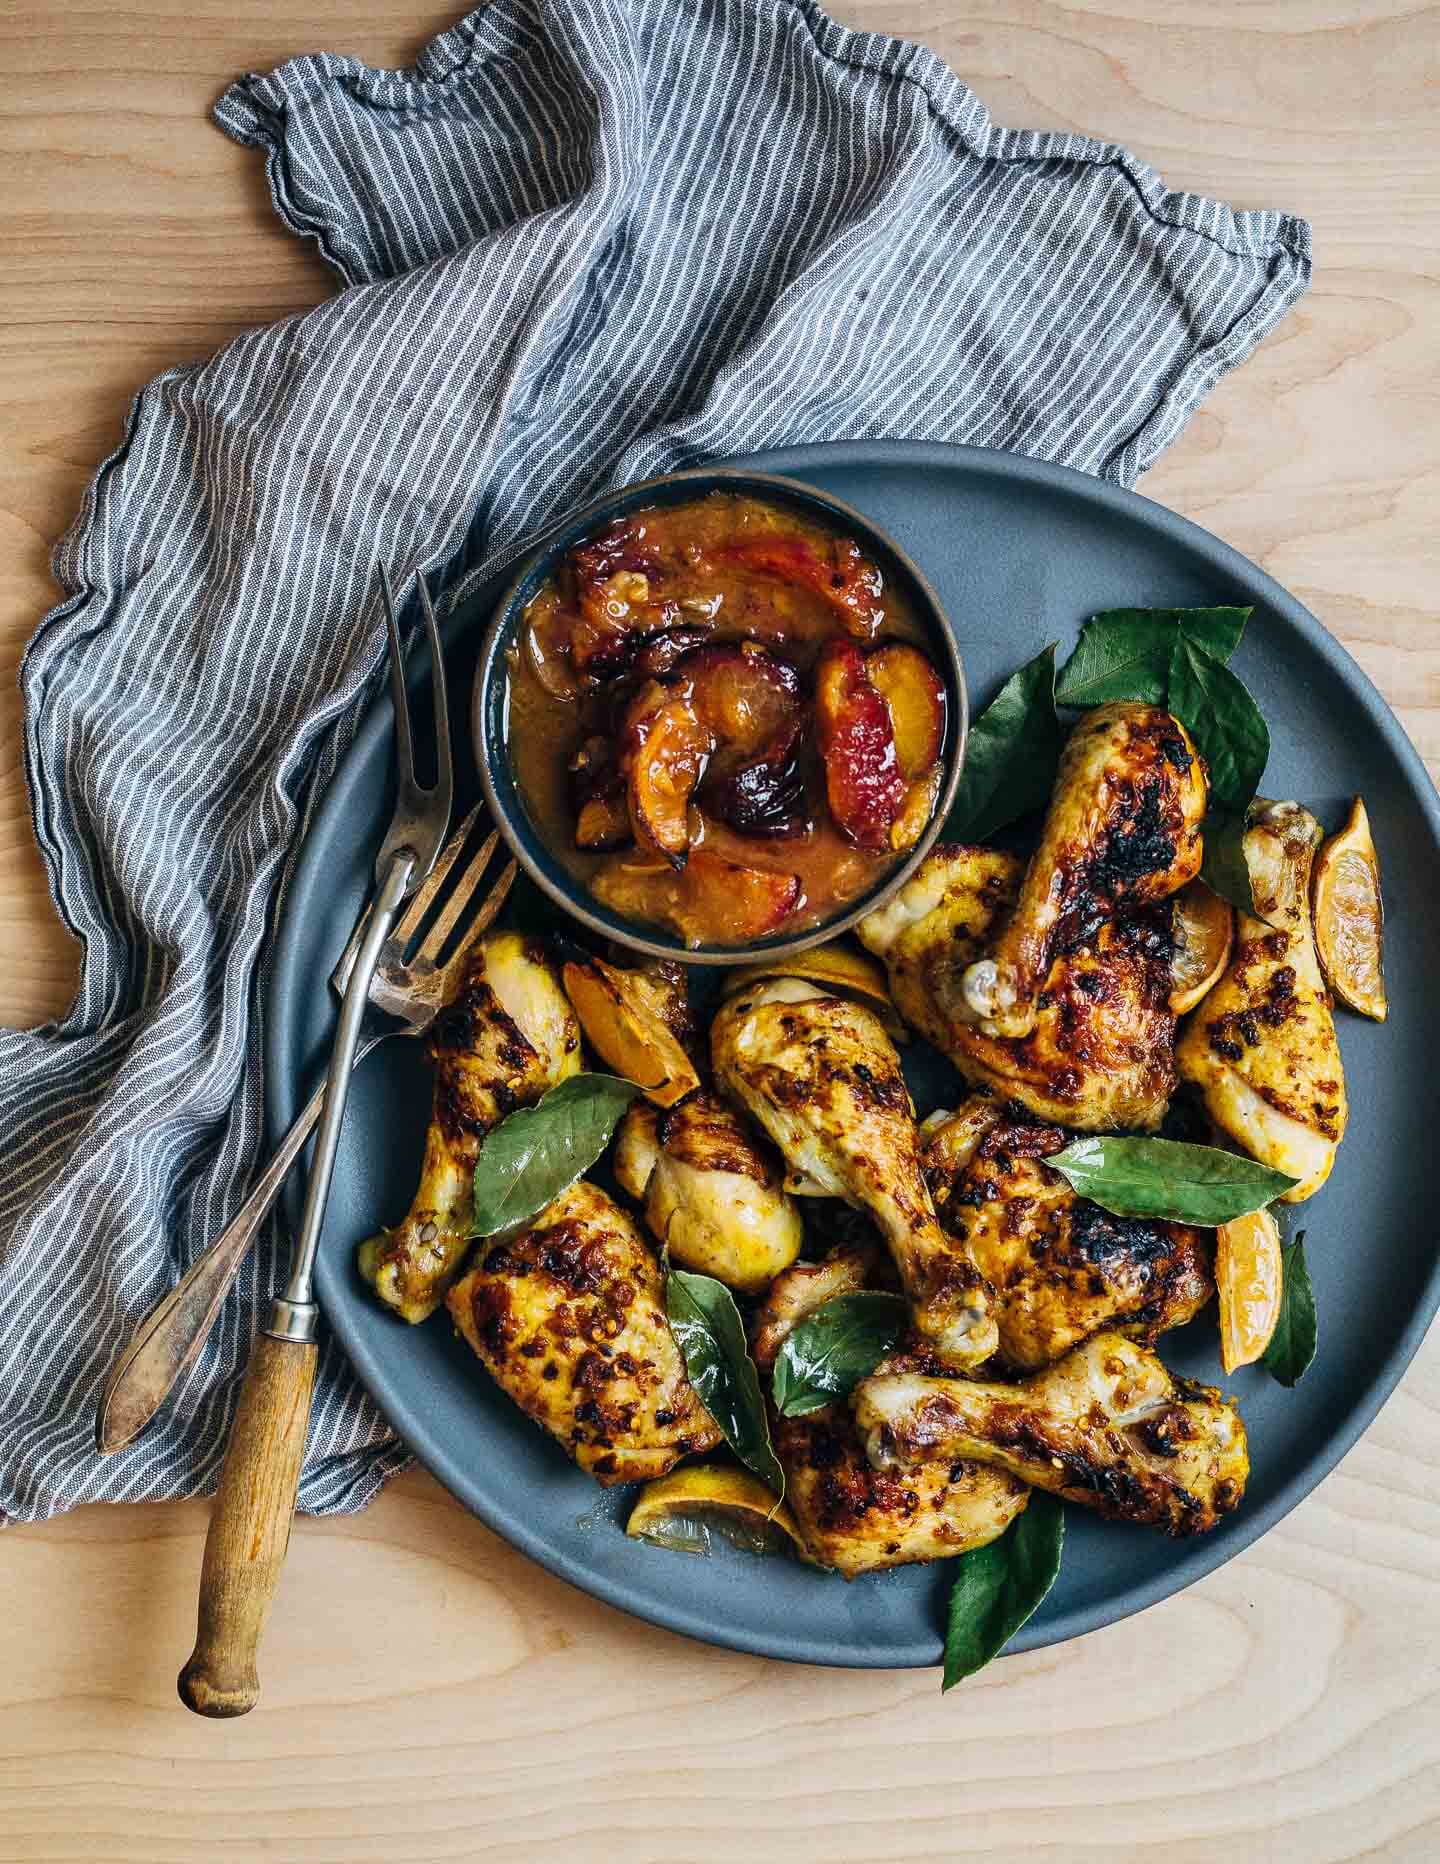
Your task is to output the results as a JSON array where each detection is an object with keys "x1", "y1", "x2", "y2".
[
  {"x1": 1167, "y1": 635, "x2": 1269, "y2": 811},
  {"x1": 942, "y1": 1492, "x2": 1065, "y2": 1690},
  {"x1": 943, "y1": 645, "x2": 1063, "y2": 841},
  {"x1": 1055, "y1": 606, "x2": 1251, "y2": 709},
  {"x1": 469, "y1": 1072, "x2": 639, "y2": 1237},
  {"x1": 667, "y1": 1270, "x2": 784, "y2": 1496},
  {"x1": 1263, "y1": 1232, "x2": 1318, "y2": 1387},
  {"x1": 771, "y1": 1292, "x2": 909, "y2": 1418},
  {"x1": 1047, "y1": 1135, "x2": 1296, "y2": 1225},
  {"x1": 1198, "y1": 802, "x2": 1259, "y2": 918}
]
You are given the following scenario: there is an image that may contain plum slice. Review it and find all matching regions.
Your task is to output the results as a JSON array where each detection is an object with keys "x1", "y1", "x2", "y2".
[
  {"x1": 719, "y1": 534, "x2": 885, "y2": 640},
  {"x1": 623, "y1": 683, "x2": 714, "y2": 867},
  {"x1": 676, "y1": 851, "x2": 801, "y2": 943},
  {"x1": 867, "y1": 643, "x2": 946, "y2": 778},
  {"x1": 701, "y1": 721, "x2": 808, "y2": 838},
  {"x1": 568, "y1": 520, "x2": 682, "y2": 679},
  {"x1": 815, "y1": 640, "x2": 906, "y2": 849}
]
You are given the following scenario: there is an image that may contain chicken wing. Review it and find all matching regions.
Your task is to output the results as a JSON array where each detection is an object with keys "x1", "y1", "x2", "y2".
[
  {"x1": 358, "y1": 932, "x2": 581, "y2": 1322},
  {"x1": 923, "y1": 1099, "x2": 1213, "y2": 1370},
  {"x1": 614, "y1": 1090, "x2": 803, "y2": 1292},
  {"x1": 1177, "y1": 802, "x2": 1347, "y2": 1200},
  {"x1": 957, "y1": 703, "x2": 1206, "y2": 1039},
  {"x1": 711, "y1": 979, "x2": 996, "y2": 1365},
  {"x1": 752, "y1": 1249, "x2": 1028, "y2": 1576},
  {"x1": 859, "y1": 846, "x2": 1176, "y2": 1131},
  {"x1": 447, "y1": 1179, "x2": 720, "y2": 1483},
  {"x1": 854, "y1": 1330, "x2": 1247, "y2": 1535}
]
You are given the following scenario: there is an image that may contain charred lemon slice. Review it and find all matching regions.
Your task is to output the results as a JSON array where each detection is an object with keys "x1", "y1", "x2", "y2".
[
  {"x1": 722, "y1": 941, "x2": 906, "y2": 1040},
  {"x1": 1216, "y1": 1207, "x2": 1283, "y2": 1374},
  {"x1": 626, "y1": 1465, "x2": 808, "y2": 1559},
  {"x1": 1313, "y1": 796, "x2": 1386, "y2": 1021},
  {"x1": 1169, "y1": 879, "x2": 1234, "y2": 1014},
  {"x1": 562, "y1": 957, "x2": 700, "y2": 1107}
]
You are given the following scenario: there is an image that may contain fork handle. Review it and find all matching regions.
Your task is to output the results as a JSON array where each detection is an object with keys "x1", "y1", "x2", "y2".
[
  {"x1": 178, "y1": 1330, "x2": 317, "y2": 1717},
  {"x1": 94, "y1": 1029, "x2": 390, "y2": 1456}
]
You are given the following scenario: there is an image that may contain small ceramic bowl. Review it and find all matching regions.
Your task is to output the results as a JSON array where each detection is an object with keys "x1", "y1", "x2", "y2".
[{"x1": 472, "y1": 468, "x2": 967, "y2": 965}]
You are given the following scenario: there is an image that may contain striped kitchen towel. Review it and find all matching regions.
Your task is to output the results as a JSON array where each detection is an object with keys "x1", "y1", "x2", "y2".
[{"x1": 0, "y1": 0, "x2": 1310, "y2": 1522}]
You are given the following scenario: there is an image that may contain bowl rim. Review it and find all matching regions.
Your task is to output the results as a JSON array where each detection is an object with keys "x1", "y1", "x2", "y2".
[{"x1": 471, "y1": 466, "x2": 968, "y2": 965}]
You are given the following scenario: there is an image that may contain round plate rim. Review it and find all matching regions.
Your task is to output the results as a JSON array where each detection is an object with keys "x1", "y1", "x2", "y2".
[{"x1": 265, "y1": 436, "x2": 1440, "y2": 1669}]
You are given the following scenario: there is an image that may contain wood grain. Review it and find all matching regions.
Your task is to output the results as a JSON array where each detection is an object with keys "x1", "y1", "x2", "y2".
[{"x1": 1, "y1": 2, "x2": 1437, "y2": 1857}]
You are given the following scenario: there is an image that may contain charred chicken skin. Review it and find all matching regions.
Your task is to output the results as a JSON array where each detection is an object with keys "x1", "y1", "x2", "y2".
[
  {"x1": 358, "y1": 934, "x2": 581, "y2": 1323},
  {"x1": 752, "y1": 1247, "x2": 1028, "y2": 1577},
  {"x1": 447, "y1": 1179, "x2": 721, "y2": 1484},
  {"x1": 854, "y1": 1330, "x2": 1248, "y2": 1536},
  {"x1": 711, "y1": 979, "x2": 997, "y2": 1365},
  {"x1": 958, "y1": 704, "x2": 1206, "y2": 1039},
  {"x1": 860, "y1": 846, "x2": 1177, "y2": 1131},
  {"x1": 923, "y1": 1098, "x2": 1213, "y2": 1371}
]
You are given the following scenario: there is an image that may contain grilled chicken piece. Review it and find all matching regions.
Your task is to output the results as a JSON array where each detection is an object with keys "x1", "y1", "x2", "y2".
[
  {"x1": 358, "y1": 933, "x2": 581, "y2": 1322},
  {"x1": 712, "y1": 979, "x2": 996, "y2": 1365},
  {"x1": 959, "y1": 705, "x2": 1206, "y2": 1039},
  {"x1": 855, "y1": 1331, "x2": 1248, "y2": 1536},
  {"x1": 923, "y1": 1099, "x2": 1213, "y2": 1370},
  {"x1": 614, "y1": 1090, "x2": 803, "y2": 1293},
  {"x1": 752, "y1": 1249, "x2": 1028, "y2": 1576},
  {"x1": 1178, "y1": 802, "x2": 1347, "y2": 1201},
  {"x1": 447, "y1": 1179, "x2": 720, "y2": 1483},
  {"x1": 860, "y1": 846, "x2": 1176, "y2": 1131}
]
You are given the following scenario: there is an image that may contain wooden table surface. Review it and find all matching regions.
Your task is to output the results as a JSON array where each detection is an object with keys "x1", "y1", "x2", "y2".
[{"x1": 3, "y1": 3, "x2": 1438, "y2": 1858}]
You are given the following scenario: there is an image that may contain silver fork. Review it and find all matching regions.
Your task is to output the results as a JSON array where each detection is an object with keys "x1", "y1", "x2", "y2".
[{"x1": 95, "y1": 622, "x2": 515, "y2": 1460}]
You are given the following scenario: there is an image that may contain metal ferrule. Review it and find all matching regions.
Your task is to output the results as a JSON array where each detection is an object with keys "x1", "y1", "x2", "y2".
[{"x1": 265, "y1": 1297, "x2": 320, "y2": 1343}]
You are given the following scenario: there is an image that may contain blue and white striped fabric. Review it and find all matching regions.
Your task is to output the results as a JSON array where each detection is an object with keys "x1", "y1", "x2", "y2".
[{"x1": 0, "y1": 0, "x2": 1310, "y2": 1523}]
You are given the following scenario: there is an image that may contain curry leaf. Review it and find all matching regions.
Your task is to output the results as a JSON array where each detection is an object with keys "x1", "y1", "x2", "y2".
[
  {"x1": 1263, "y1": 1233, "x2": 1318, "y2": 1387},
  {"x1": 1047, "y1": 1136, "x2": 1296, "y2": 1225},
  {"x1": 667, "y1": 1270, "x2": 784, "y2": 1495},
  {"x1": 469, "y1": 1073, "x2": 639, "y2": 1237},
  {"x1": 942, "y1": 1492, "x2": 1065, "y2": 1690},
  {"x1": 944, "y1": 645, "x2": 1063, "y2": 841},
  {"x1": 1199, "y1": 802, "x2": 1259, "y2": 918},
  {"x1": 771, "y1": 1293, "x2": 909, "y2": 1418},
  {"x1": 1167, "y1": 635, "x2": 1269, "y2": 811},
  {"x1": 1054, "y1": 606, "x2": 1250, "y2": 708}
]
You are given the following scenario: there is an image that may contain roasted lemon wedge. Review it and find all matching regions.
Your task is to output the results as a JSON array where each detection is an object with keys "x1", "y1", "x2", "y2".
[
  {"x1": 722, "y1": 941, "x2": 906, "y2": 1040},
  {"x1": 1312, "y1": 796, "x2": 1386, "y2": 1021},
  {"x1": 626, "y1": 1465, "x2": 808, "y2": 1559},
  {"x1": 1169, "y1": 879, "x2": 1234, "y2": 1014},
  {"x1": 1215, "y1": 1207, "x2": 1283, "y2": 1374}
]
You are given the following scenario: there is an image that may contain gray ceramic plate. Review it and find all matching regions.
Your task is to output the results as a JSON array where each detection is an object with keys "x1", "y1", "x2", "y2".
[{"x1": 267, "y1": 440, "x2": 1440, "y2": 1669}]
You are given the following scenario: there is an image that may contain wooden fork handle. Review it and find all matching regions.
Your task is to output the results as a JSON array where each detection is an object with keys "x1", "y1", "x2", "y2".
[{"x1": 178, "y1": 1331, "x2": 317, "y2": 1718}]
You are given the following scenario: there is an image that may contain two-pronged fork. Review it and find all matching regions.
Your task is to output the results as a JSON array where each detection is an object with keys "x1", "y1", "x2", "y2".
[{"x1": 93, "y1": 800, "x2": 515, "y2": 1457}]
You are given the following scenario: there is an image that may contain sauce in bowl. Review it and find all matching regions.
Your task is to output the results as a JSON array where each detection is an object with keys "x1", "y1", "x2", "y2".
[{"x1": 506, "y1": 491, "x2": 950, "y2": 947}]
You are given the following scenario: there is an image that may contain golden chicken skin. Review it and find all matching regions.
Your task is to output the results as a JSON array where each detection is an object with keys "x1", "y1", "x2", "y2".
[
  {"x1": 860, "y1": 846, "x2": 1177, "y2": 1131},
  {"x1": 613, "y1": 1090, "x2": 803, "y2": 1293},
  {"x1": 923, "y1": 1098, "x2": 1213, "y2": 1371},
  {"x1": 854, "y1": 1330, "x2": 1248, "y2": 1537},
  {"x1": 447, "y1": 1179, "x2": 720, "y2": 1484},
  {"x1": 712, "y1": 978, "x2": 997, "y2": 1366},
  {"x1": 959, "y1": 703, "x2": 1207, "y2": 1039},
  {"x1": 751, "y1": 1247, "x2": 1028, "y2": 1577},
  {"x1": 1178, "y1": 801, "x2": 1347, "y2": 1201},
  {"x1": 358, "y1": 933, "x2": 581, "y2": 1323}
]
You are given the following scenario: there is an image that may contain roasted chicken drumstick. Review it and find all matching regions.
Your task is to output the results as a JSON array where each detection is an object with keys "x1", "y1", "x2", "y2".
[
  {"x1": 854, "y1": 1330, "x2": 1248, "y2": 1535},
  {"x1": 358, "y1": 932, "x2": 581, "y2": 1322},
  {"x1": 711, "y1": 978, "x2": 997, "y2": 1365},
  {"x1": 959, "y1": 703, "x2": 1206, "y2": 1039},
  {"x1": 448, "y1": 1179, "x2": 720, "y2": 1483},
  {"x1": 923, "y1": 1098, "x2": 1213, "y2": 1371}
]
